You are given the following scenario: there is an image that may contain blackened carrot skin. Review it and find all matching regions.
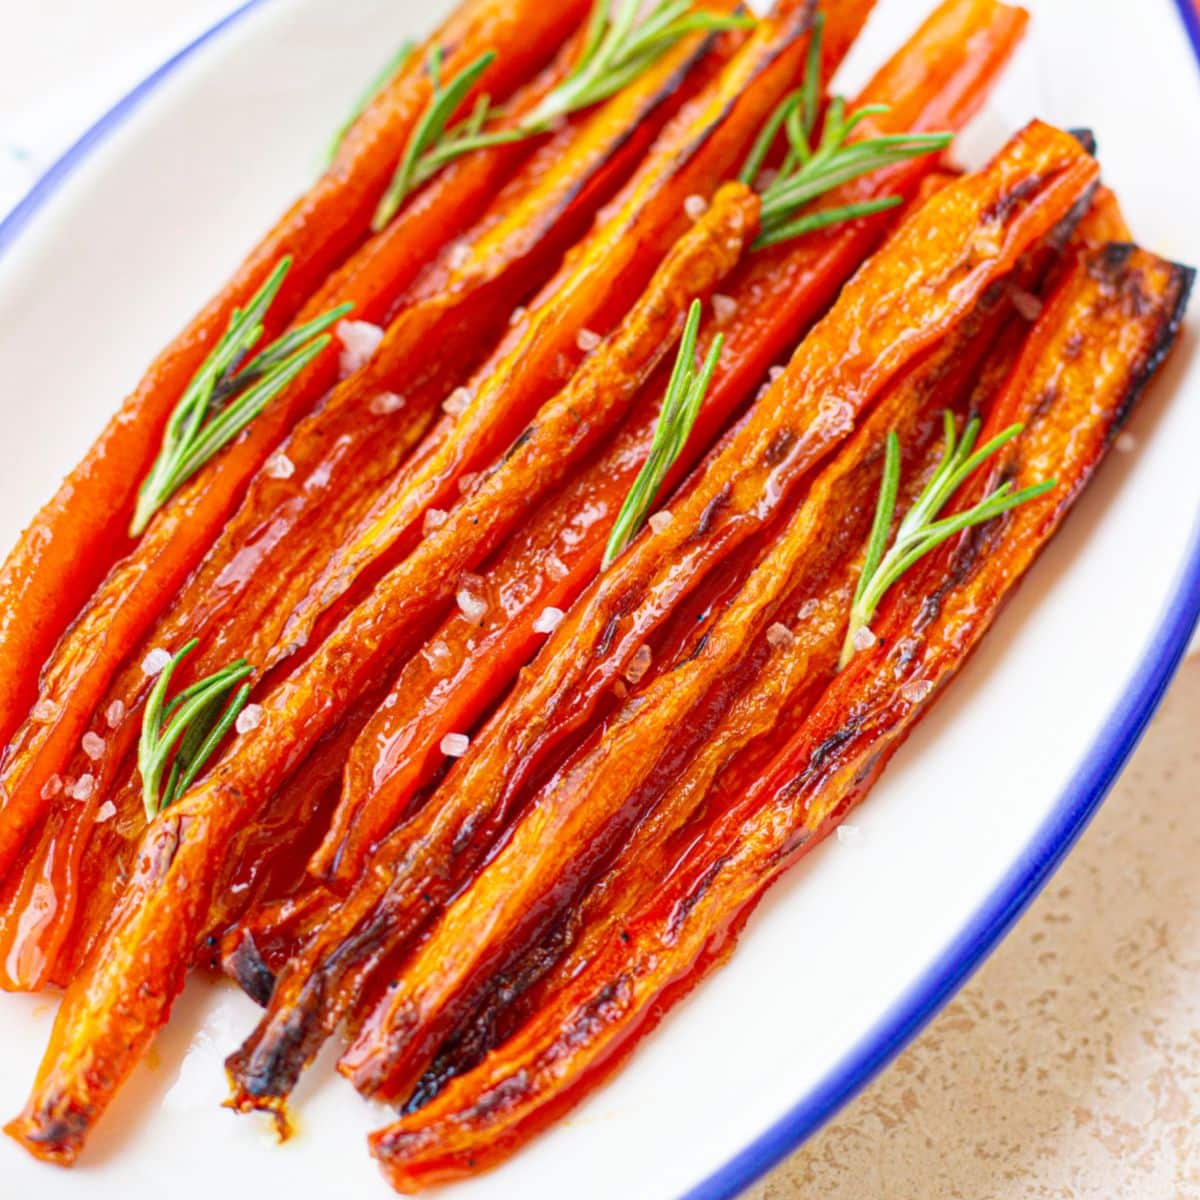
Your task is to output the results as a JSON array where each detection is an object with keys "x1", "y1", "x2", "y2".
[{"x1": 369, "y1": 240, "x2": 1193, "y2": 1191}]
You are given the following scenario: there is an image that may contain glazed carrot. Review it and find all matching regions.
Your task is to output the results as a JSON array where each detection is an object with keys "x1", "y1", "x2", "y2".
[
  {"x1": 316, "y1": 0, "x2": 1029, "y2": 885},
  {"x1": 1, "y1": 174, "x2": 759, "y2": 1165},
  {"x1": 0, "y1": 23, "x2": 735, "y2": 994},
  {"x1": 223, "y1": 118, "x2": 1093, "y2": 1119},
  {"x1": 263, "y1": 0, "x2": 856, "y2": 667},
  {"x1": 0, "y1": 0, "x2": 587, "y2": 760},
  {"x1": 0, "y1": 6, "x2": 596, "y2": 888},
  {"x1": 369, "y1": 242, "x2": 1194, "y2": 1189},
  {"x1": 334, "y1": 243, "x2": 1058, "y2": 1106}
]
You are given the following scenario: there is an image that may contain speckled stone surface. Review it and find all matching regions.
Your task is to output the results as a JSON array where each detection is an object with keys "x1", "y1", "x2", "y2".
[{"x1": 747, "y1": 656, "x2": 1200, "y2": 1200}]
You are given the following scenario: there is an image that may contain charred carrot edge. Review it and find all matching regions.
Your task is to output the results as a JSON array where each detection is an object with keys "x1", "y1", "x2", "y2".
[
  {"x1": 0, "y1": 170, "x2": 760, "y2": 1164},
  {"x1": 262, "y1": 1, "x2": 842, "y2": 672},
  {"x1": 316, "y1": 0, "x2": 1028, "y2": 886},
  {"x1": 333, "y1": 210, "x2": 1070, "y2": 1104},
  {"x1": 367, "y1": 242, "x2": 1194, "y2": 1189},
  {"x1": 0, "y1": 23, "x2": 733, "y2": 995},
  {"x1": 275, "y1": 119, "x2": 1095, "y2": 1099},
  {"x1": 0, "y1": 2, "x2": 595, "y2": 890},
  {"x1": 225, "y1": 118, "x2": 1091, "y2": 1117},
  {"x1": 0, "y1": 0, "x2": 589, "y2": 760}
]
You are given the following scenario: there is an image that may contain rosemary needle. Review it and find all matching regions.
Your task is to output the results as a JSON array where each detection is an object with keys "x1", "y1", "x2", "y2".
[
  {"x1": 138, "y1": 641, "x2": 254, "y2": 821},
  {"x1": 739, "y1": 13, "x2": 951, "y2": 249},
  {"x1": 325, "y1": 39, "x2": 417, "y2": 168},
  {"x1": 372, "y1": 0, "x2": 752, "y2": 230},
  {"x1": 131, "y1": 258, "x2": 351, "y2": 536},
  {"x1": 839, "y1": 413, "x2": 1057, "y2": 670},
  {"x1": 603, "y1": 300, "x2": 723, "y2": 569}
]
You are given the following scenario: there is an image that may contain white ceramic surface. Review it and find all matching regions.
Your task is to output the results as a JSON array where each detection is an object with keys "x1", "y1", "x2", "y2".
[{"x1": 0, "y1": 2, "x2": 1197, "y2": 1197}]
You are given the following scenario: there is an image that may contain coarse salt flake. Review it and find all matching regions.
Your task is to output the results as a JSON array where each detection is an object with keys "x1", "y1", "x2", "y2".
[
  {"x1": 625, "y1": 644, "x2": 653, "y2": 685},
  {"x1": 901, "y1": 679, "x2": 934, "y2": 705},
  {"x1": 443, "y1": 387, "x2": 472, "y2": 416},
  {"x1": 70, "y1": 774, "x2": 96, "y2": 802},
  {"x1": 105, "y1": 699, "x2": 127, "y2": 728},
  {"x1": 648, "y1": 511, "x2": 674, "y2": 535},
  {"x1": 797, "y1": 598, "x2": 819, "y2": 621},
  {"x1": 509, "y1": 306, "x2": 527, "y2": 327},
  {"x1": 836, "y1": 823, "x2": 863, "y2": 846},
  {"x1": 441, "y1": 732, "x2": 470, "y2": 758},
  {"x1": 712, "y1": 293, "x2": 738, "y2": 325},
  {"x1": 456, "y1": 574, "x2": 490, "y2": 626},
  {"x1": 684, "y1": 193, "x2": 708, "y2": 221},
  {"x1": 533, "y1": 607, "x2": 565, "y2": 635},
  {"x1": 142, "y1": 648, "x2": 172, "y2": 677},
  {"x1": 337, "y1": 320, "x2": 385, "y2": 377},
  {"x1": 576, "y1": 328, "x2": 602, "y2": 353},
  {"x1": 265, "y1": 452, "x2": 295, "y2": 480},
  {"x1": 766, "y1": 622, "x2": 795, "y2": 650},
  {"x1": 41, "y1": 775, "x2": 63, "y2": 801},
  {"x1": 236, "y1": 704, "x2": 264, "y2": 736},
  {"x1": 545, "y1": 554, "x2": 570, "y2": 582},
  {"x1": 458, "y1": 472, "x2": 481, "y2": 496},
  {"x1": 423, "y1": 508, "x2": 449, "y2": 536},
  {"x1": 370, "y1": 391, "x2": 404, "y2": 416},
  {"x1": 82, "y1": 732, "x2": 107, "y2": 761},
  {"x1": 96, "y1": 801, "x2": 117, "y2": 824},
  {"x1": 853, "y1": 626, "x2": 877, "y2": 652},
  {"x1": 31, "y1": 697, "x2": 60, "y2": 723},
  {"x1": 448, "y1": 241, "x2": 472, "y2": 271}
]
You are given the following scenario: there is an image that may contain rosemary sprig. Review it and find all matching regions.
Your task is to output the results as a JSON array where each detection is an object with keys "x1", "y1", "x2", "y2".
[
  {"x1": 326, "y1": 39, "x2": 416, "y2": 167},
  {"x1": 603, "y1": 300, "x2": 722, "y2": 569},
  {"x1": 840, "y1": 413, "x2": 1056, "y2": 669},
  {"x1": 371, "y1": 48, "x2": 525, "y2": 232},
  {"x1": 372, "y1": 0, "x2": 752, "y2": 230},
  {"x1": 138, "y1": 641, "x2": 254, "y2": 821},
  {"x1": 131, "y1": 258, "x2": 351, "y2": 536},
  {"x1": 740, "y1": 13, "x2": 951, "y2": 250}
]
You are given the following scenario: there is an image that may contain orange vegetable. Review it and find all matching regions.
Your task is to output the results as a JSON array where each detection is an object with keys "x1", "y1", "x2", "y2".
[
  {"x1": 369, "y1": 238, "x2": 1193, "y2": 1190},
  {"x1": 0, "y1": 0, "x2": 588, "y2": 761}
]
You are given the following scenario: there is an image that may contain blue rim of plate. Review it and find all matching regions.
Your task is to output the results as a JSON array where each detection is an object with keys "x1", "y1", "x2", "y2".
[{"x1": 0, "y1": 3, "x2": 1197, "y2": 1198}]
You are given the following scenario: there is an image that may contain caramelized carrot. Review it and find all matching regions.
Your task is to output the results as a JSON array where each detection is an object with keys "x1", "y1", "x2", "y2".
[
  {"x1": 369, "y1": 241, "x2": 1194, "y2": 1189},
  {"x1": 262, "y1": 1, "x2": 853, "y2": 669},
  {"x1": 0, "y1": 4, "x2": 595, "y2": 887},
  {"x1": 317, "y1": 0, "x2": 1028, "y2": 885},
  {"x1": 0, "y1": 22, "x2": 735, "y2": 994},
  {"x1": 334, "y1": 242, "x2": 1062, "y2": 1107},
  {"x1": 224, "y1": 118, "x2": 1093, "y2": 1120},
  {"x1": 2, "y1": 171, "x2": 761, "y2": 1165},
  {"x1": 0, "y1": 0, "x2": 588, "y2": 760}
]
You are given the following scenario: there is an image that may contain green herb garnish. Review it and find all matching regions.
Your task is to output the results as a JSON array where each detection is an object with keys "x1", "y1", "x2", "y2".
[
  {"x1": 326, "y1": 40, "x2": 417, "y2": 168},
  {"x1": 740, "y1": 13, "x2": 952, "y2": 249},
  {"x1": 840, "y1": 414, "x2": 1056, "y2": 669},
  {"x1": 131, "y1": 258, "x2": 350, "y2": 536},
  {"x1": 373, "y1": 0, "x2": 752, "y2": 230},
  {"x1": 138, "y1": 641, "x2": 254, "y2": 821},
  {"x1": 603, "y1": 300, "x2": 722, "y2": 569}
]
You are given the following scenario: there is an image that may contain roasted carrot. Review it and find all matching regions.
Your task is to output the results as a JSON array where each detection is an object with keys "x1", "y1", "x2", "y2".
[
  {"x1": 0, "y1": 0, "x2": 587, "y2": 761},
  {"x1": 261, "y1": 0, "x2": 854, "y2": 668},
  {"x1": 316, "y1": 0, "x2": 1029, "y2": 886},
  {"x1": 1, "y1": 171, "x2": 761, "y2": 1165},
  {"x1": 0, "y1": 4, "x2": 597, "y2": 888},
  {"x1": 334, "y1": 230, "x2": 1066, "y2": 1107},
  {"x1": 368, "y1": 240, "x2": 1194, "y2": 1189},
  {"x1": 0, "y1": 22, "x2": 735, "y2": 994},
  {"x1": 222, "y1": 118, "x2": 1094, "y2": 1121}
]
